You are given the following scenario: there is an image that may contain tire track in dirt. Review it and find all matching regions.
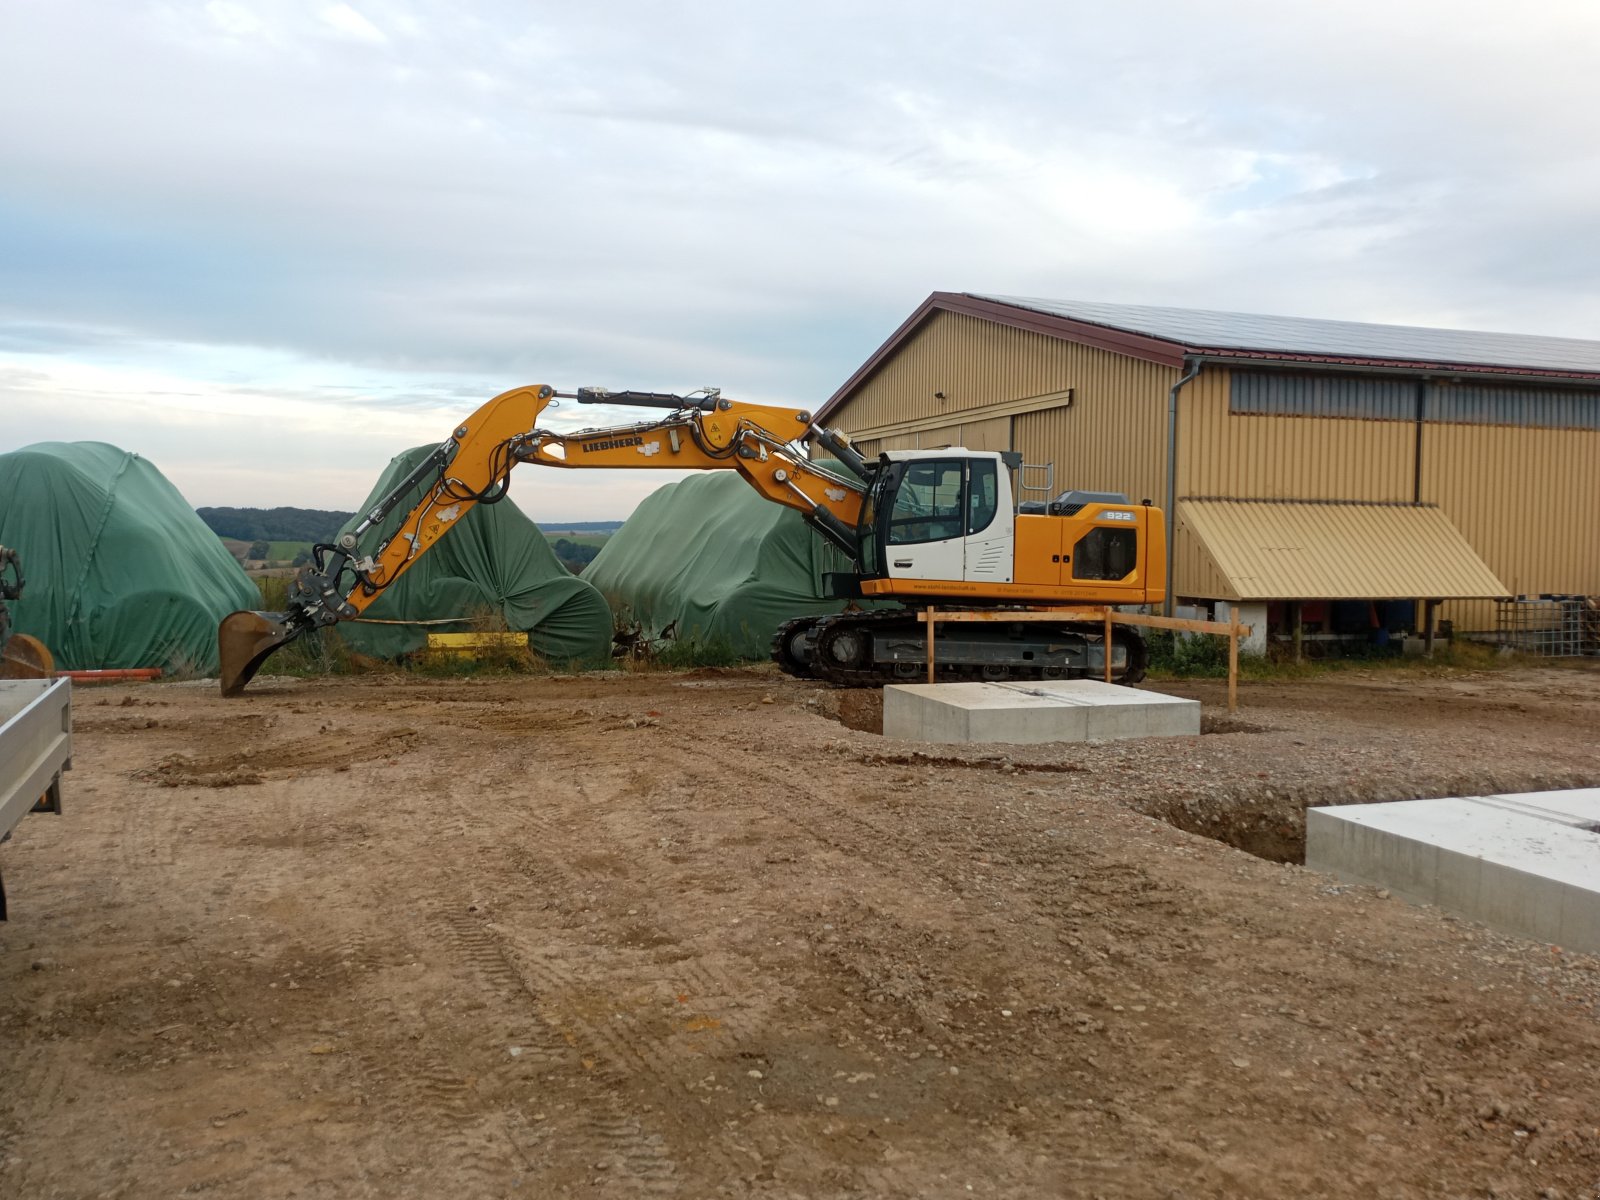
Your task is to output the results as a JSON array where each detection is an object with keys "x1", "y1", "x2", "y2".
[
  {"x1": 111, "y1": 783, "x2": 281, "y2": 1055},
  {"x1": 420, "y1": 906, "x2": 683, "y2": 1191},
  {"x1": 627, "y1": 727, "x2": 1212, "y2": 1156},
  {"x1": 447, "y1": 800, "x2": 758, "y2": 1190},
  {"x1": 338, "y1": 990, "x2": 534, "y2": 1195},
  {"x1": 0, "y1": 1048, "x2": 67, "y2": 1196},
  {"x1": 462, "y1": 700, "x2": 1196, "y2": 1190}
]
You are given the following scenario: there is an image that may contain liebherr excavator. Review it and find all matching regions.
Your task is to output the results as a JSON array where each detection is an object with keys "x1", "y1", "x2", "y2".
[{"x1": 217, "y1": 385, "x2": 1166, "y2": 696}]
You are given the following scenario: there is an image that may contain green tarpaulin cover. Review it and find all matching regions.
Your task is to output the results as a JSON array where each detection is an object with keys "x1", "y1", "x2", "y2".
[
  {"x1": 335, "y1": 445, "x2": 613, "y2": 664},
  {"x1": 582, "y1": 470, "x2": 870, "y2": 658},
  {"x1": 0, "y1": 441, "x2": 259, "y2": 672}
]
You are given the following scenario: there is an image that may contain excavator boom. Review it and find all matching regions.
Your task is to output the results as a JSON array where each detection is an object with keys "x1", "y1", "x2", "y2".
[{"x1": 218, "y1": 384, "x2": 865, "y2": 695}]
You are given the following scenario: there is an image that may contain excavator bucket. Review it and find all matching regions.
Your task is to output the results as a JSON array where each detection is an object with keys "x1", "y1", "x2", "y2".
[
  {"x1": 0, "y1": 633, "x2": 54, "y2": 680},
  {"x1": 218, "y1": 610, "x2": 298, "y2": 697}
]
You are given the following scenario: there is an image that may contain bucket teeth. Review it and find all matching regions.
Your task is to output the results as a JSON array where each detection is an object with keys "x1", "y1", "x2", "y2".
[{"x1": 218, "y1": 611, "x2": 297, "y2": 697}]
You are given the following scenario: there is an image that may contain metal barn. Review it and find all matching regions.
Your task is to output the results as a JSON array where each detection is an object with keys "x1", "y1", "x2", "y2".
[{"x1": 816, "y1": 293, "x2": 1600, "y2": 653}]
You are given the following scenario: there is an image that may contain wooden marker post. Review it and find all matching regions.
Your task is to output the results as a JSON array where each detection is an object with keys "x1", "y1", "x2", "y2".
[{"x1": 1228, "y1": 619, "x2": 1241, "y2": 714}]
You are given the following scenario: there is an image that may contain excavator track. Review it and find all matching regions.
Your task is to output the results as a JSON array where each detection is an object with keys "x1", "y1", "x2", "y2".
[
  {"x1": 772, "y1": 609, "x2": 1147, "y2": 687},
  {"x1": 771, "y1": 615, "x2": 821, "y2": 678}
]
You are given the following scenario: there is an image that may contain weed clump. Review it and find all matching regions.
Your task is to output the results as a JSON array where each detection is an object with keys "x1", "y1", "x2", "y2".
[{"x1": 1146, "y1": 630, "x2": 1229, "y2": 678}]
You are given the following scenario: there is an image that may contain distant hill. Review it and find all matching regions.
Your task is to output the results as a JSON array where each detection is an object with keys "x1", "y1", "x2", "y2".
[
  {"x1": 196, "y1": 506, "x2": 355, "y2": 543},
  {"x1": 536, "y1": 520, "x2": 623, "y2": 533}
]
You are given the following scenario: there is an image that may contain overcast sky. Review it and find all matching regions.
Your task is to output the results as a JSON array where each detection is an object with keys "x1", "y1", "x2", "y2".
[{"x1": 3, "y1": 0, "x2": 1598, "y2": 520}]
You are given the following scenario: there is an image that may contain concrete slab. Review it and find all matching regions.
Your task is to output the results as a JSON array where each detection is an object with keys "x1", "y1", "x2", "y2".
[
  {"x1": 881, "y1": 680, "x2": 1200, "y2": 745},
  {"x1": 1306, "y1": 789, "x2": 1600, "y2": 954}
]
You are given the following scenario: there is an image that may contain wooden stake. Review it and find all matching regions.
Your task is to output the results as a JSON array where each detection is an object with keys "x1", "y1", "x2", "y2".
[
  {"x1": 1228, "y1": 619, "x2": 1241, "y2": 713},
  {"x1": 925, "y1": 606, "x2": 936, "y2": 684}
]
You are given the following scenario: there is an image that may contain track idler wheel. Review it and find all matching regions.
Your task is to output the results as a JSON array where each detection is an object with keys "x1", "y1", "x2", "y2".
[{"x1": 771, "y1": 616, "x2": 821, "y2": 678}]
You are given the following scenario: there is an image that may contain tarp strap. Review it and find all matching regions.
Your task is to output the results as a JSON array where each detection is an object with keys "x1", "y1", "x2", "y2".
[{"x1": 64, "y1": 449, "x2": 136, "y2": 646}]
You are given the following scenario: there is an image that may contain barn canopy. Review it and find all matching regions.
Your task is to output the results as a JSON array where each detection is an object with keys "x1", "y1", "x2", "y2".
[
  {"x1": 0, "y1": 442, "x2": 259, "y2": 672},
  {"x1": 334, "y1": 445, "x2": 614, "y2": 664},
  {"x1": 1179, "y1": 500, "x2": 1510, "y2": 601}
]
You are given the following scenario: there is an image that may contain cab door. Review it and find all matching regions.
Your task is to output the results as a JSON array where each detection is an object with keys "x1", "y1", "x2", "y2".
[
  {"x1": 883, "y1": 458, "x2": 966, "y2": 581},
  {"x1": 961, "y1": 458, "x2": 1012, "y2": 582}
]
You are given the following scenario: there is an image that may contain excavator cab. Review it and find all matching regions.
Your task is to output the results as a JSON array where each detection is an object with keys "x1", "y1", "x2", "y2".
[
  {"x1": 843, "y1": 449, "x2": 1162, "y2": 605},
  {"x1": 852, "y1": 451, "x2": 1013, "y2": 585}
]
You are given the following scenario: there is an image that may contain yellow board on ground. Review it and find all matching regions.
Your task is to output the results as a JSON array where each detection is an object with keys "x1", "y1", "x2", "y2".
[{"x1": 424, "y1": 632, "x2": 529, "y2": 654}]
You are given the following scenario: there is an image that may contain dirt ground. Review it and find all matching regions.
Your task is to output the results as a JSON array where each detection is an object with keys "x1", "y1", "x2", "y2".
[{"x1": 3, "y1": 662, "x2": 1600, "y2": 1199}]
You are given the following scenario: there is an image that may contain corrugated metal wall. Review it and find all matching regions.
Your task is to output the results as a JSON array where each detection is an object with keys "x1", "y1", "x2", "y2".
[
  {"x1": 1230, "y1": 371, "x2": 1600, "y2": 431},
  {"x1": 1420, "y1": 422, "x2": 1600, "y2": 629},
  {"x1": 836, "y1": 310, "x2": 1175, "y2": 507},
  {"x1": 828, "y1": 314, "x2": 1600, "y2": 631},
  {"x1": 1184, "y1": 369, "x2": 1415, "y2": 502},
  {"x1": 855, "y1": 415, "x2": 1011, "y2": 457},
  {"x1": 1232, "y1": 371, "x2": 1418, "y2": 420},
  {"x1": 1428, "y1": 381, "x2": 1600, "y2": 429}
]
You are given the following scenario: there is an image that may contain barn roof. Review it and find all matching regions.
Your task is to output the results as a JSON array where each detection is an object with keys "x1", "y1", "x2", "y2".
[{"x1": 818, "y1": 292, "x2": 1600, "y2": 420}]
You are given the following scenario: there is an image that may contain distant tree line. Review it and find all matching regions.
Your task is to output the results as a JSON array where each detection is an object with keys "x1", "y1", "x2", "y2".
[
  {"x1": 197, "y1": 507, "x2": 355, "y2": 542},
  {"x1": 552, "y1": 538, "x2": 601, "y2": 573},
  {"x1": 536, "y1": 521, "x2": 623, "y2": 534}
]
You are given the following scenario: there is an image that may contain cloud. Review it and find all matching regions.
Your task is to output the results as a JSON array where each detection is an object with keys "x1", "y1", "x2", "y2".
[
  {"x1": 2, "y1": 0, "x2": 1599, "y2": 512},
  {"x1": 319, "y1": 4, "x2": 386, "y2": 44}
]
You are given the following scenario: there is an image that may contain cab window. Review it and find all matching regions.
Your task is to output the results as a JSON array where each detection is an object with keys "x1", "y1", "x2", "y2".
[
  {"x1": 888, "y1": 460, "x2": 964, "y2": 544},
  {"x1": 966, "y1": 459, "x2": 998, "y2": 534}
]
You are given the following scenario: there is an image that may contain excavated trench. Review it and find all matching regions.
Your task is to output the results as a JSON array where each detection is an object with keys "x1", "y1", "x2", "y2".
[
  {"x1": 815, "y1": 686, "x2": 1600, "y2": 865},
  {"x1": 1142, "y1": 770, "x2": 1600, "y2": 865}
]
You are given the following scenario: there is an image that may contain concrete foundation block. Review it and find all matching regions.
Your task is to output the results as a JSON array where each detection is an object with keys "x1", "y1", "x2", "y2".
[
  {"x1": 1306, "y1": 789, "x2": 1600, "y2": 954},
  {"x1": 882, "y1": 680, "x2": 1200, "y2": 745}
]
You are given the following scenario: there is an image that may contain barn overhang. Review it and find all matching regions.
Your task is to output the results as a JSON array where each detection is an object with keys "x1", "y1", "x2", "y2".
[{"x1": 1178, "y1": 499, "x2": 1509, "y2": 602}]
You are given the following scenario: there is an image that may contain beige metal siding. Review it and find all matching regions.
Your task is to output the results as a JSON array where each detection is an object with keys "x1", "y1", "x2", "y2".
[
  {"x1": 1174, "y1": 367, "x2": 1414, "y2": 599},
  {"x1": 1421, "y1": 423, "x2": 1600, "y2": 630},
  {"x1": 952, "y1": 415, "x2": 1010, "y2": 451},
  {"x1": 854, "y1": 417, "x2": 1010, "y2": 458},
  {"x1": 830, "y1": 307, "x2": 1174, "y2": 508},
  {"x1": 1180, "y1": 369, "x2": 1414, "y2": 502},
  {"x1": 1180, "y1": 501, "x2": 1507, "y2": 600},
  {"x1": 836, "y1": 311, "x2": 1089, "y2": 427}
]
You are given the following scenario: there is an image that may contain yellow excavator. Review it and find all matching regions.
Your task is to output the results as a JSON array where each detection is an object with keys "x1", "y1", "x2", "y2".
[{"x1": 217, "y1": 385, "x2": 1166, "y2": 696}]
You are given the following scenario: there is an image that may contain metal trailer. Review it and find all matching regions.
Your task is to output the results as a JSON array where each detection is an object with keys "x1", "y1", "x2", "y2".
[{"x1": 0, "y1": 677, "x2": 71, "y2": 919}]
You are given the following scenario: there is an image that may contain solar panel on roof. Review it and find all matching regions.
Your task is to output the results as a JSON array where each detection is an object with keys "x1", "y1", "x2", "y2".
[{"x1": 973, "y1": 294, "x2": 1600, "y2": 374}]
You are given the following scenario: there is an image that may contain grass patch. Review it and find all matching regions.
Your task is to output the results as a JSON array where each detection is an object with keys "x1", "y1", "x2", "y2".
[
  {"x1": 609, "y1": 607, "x2": 758, "y2": 671},
  {"x1": 1145, "y1": 630, "x2": 1528, "y2": 682},
  {"x1": 645, "y1": 637, "x2": 748, "y2": 670}
]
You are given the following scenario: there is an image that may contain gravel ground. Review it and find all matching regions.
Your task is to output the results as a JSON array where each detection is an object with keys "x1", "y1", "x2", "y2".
[{"x1": 1, "y1": 660, "x2": 1598, "y2": 1199}]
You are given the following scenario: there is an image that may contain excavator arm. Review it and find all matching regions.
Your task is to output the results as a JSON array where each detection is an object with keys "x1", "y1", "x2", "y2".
[{"x1": 218, "y1": 384, "x2": 868, "y2": 695}]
